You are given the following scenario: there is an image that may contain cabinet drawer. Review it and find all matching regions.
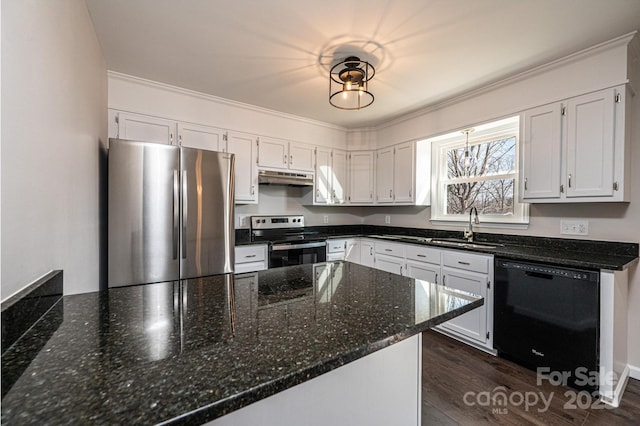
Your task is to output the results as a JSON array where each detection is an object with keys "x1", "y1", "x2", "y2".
[
  {"x1": 327, "y1": 239, "x2": 347, "y2": 253},
  {"x1": 405, "y1": 245, "x2": 440, "y2": 264},
  {"x1": 442, "y1": 250, "x2": 491, "y2": 274},
  {"x1": 235, "y1": 244, "x2": 267, "y2": 264},
  {"x1": 375, "y1": 241, "x2": 405, "y2": 258}
]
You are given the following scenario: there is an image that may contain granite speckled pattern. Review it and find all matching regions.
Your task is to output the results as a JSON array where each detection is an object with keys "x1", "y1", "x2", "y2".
[
  {"x1": 317, "y1": 225, "x2": 638, "y2": 270},
  {"x1": 1, "y1": 262, "x2": 482, "y2": 425}
]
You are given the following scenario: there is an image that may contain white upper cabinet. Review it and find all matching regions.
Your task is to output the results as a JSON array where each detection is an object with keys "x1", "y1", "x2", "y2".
[
  {"x1": 348, "y1": 151, "x2": 374, "y2": 204},
  {"x1": 289, "y1": 141, "x2": 315, "y2": 172},
  {"x1": 521, "y1": 103, "x2": 563, "y2": 199},
  {"x1": 227, "y1": 131, "x2": 258, "y2": 204},
  {"x1": 565, "y1": 90, "x2": 615, "y2": 198},
  {"x1": 177, "y1": 123, "x2": 227, "y2": 152},
  {"x1": 375, "y1": 141, "x2": 423, "y2": 205},
  {"x1": 313, "y1": 147, "x2": 347, "y2": 205},
  {"x1": 393, "y1": 142, "x2": 415, "y2": 203},
  {"x1": 520, "y1": 85, "x2": 630, "y2": 203},
  {"x1": 257, "y1": 137, "x2": 289, "y2": 170},
  {"x1": 375, "y1": 147, "x2": 394, "y2": 203},
  {"x1": 258, "y1": 137, "x2": 315, "y2": 172},
  {"x1": 314, "y1": 147, "x2": 331, "y2": 204},
  {"x1": 114, "y1": 111, "x2": 177, "y2": 145},
  {"x1": 332, "y1": 149, "x2": 348, "y2": 204}
]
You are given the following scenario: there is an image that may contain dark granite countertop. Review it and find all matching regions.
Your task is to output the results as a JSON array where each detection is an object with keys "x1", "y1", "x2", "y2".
[
  {"x1": 1, "y1": 262, "x2": 482, "y2": 425},
  {"x1": 237, "y1": 225, "x2": 638, "y2": 271}
]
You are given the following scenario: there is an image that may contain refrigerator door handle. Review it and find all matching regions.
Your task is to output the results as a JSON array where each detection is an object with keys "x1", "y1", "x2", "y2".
[
  {"x1": 182, "y1": 170, "x2": 188, "y2": 259},
  {"x1": 173, "y1": 170, "x2": 179, "y2": 259}
]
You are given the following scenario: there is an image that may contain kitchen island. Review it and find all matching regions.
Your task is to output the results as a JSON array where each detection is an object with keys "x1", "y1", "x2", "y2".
[{"x1": 1, "y1": 261, "x2": 482, "y2": 425}]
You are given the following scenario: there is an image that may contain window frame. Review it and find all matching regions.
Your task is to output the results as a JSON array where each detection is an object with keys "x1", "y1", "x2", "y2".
[{"x1": 429, "y1": 116, "x2": 529, "y2": 227}]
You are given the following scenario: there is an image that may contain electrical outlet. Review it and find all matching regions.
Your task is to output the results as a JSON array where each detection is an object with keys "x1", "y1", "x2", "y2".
[
  {"x1": 239, "y1": 215, "x2": 248, "y2": 228},
  {"x1": 323, "y1": 215, "x2": 329, "y2": 224},
  {"x1": 385, "y1": 215, "x2": 391, "y2": 224},
  {"x1": 560, "y1": 220, "x2": 589, "y2": 235}
]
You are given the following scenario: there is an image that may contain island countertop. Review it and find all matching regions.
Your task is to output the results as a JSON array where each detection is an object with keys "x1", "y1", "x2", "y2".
[{"x1": 1, "y1": 261, "x2": 482, "y2": 425}]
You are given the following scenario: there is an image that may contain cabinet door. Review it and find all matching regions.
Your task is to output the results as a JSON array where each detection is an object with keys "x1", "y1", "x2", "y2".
[
  {"x1": 375, "y1": 254, "x2": 404, "y2": 276},
  {"x1": 345, "y1": 239, "x2": 360, "y2": 264},
  {"x1": 360, "y1": 241, "x2": 375, "y2": 267},
  {"x1": 521, "y1": 103, "x2": 563, "y2": 200},
  {"x1": 393, "y1": 142, "x2": 415, "y2": 203},
  {"x1": 314, "y1": 147, "x2": 332, "y2": 204},
  {"x1": 349, "y1": 151, "x2": 374, "y2": 204},
  {"x1": 440, "y1": 267, "x2": 488, "y2": 344},
  {"x1": 289, "y1": 142, "x2": 315, "y2": 172},
  {"x1": 258, "y1": 137, "x2": 288, "y2": 169},
  {"x1": 178, "y1": 123, "x2": 226, "y2": 152},
  {"x1": 332, "y1": 149, "x2": 348, "y2": 204},
  {"x1": 375, "y1": 147, "x2": 394, "y2": 203},
  {"x1": 228, "y1": 131, "x2": 258, "y2": 203},
  {"x1": 117, "y1": 111, "x2": 177, "y2": 145},
  {"x1": 566, "y1": 88, "x2": 615, "y2": 198},
  {"x1": 405, "y1": 260, "x2": 440, "y2": 284}
]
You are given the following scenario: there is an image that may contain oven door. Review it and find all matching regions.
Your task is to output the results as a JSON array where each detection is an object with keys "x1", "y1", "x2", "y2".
[{"x1": 269, "y1": 241, "x2": 327, "y2": 268}]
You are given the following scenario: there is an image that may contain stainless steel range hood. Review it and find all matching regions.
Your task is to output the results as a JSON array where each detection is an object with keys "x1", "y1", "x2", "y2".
[{"x1": 258, "y1": 170, "x2": 314, "y2": 186}]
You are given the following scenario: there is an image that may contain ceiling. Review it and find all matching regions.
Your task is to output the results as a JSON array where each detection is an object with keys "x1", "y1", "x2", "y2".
[{"x1": 85, "y1": 0, "x2": 640, "y2": 129}]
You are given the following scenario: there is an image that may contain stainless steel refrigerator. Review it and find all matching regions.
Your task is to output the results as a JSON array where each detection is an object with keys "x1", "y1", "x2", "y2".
[{"x1": 108, "y1": 139, "x2": 235, "y2": 288}]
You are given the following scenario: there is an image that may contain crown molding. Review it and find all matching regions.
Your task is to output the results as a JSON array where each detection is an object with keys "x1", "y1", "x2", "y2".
[
  {"x1": 107, "y1": 71, "x2": 347, "y2": 132},
  {"x1": 374, "y1": 31, "x2": 637, "y2": 132}
]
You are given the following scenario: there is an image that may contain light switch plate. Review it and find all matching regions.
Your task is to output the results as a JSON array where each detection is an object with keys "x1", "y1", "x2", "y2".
[
  {"x1": 385, "y1": 215, "x2": 391, "y2": 224},
  {"x1": 560, "y1": 219, "x2": 589, "y2": 235},
  {"x1": 323, "y1": 215, "x2": 329, "y2": 224}
]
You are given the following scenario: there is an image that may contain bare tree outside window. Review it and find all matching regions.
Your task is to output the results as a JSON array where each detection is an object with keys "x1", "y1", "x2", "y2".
[
  {"x1": 445, "y1": 137, "x2": 516, "y2": 215},
  {"x1": 427, "y1": 115, "x2": 527, "y2": 224}
]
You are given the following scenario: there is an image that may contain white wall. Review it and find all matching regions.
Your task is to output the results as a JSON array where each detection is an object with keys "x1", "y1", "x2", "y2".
[{"x1": 1, "y1": 0, "x2": 107, "y2": 299}]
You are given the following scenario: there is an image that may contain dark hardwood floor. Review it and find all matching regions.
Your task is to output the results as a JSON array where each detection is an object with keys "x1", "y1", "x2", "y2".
[{"x1": 422, "y1": 330, "x2": 640, "y2": 425}]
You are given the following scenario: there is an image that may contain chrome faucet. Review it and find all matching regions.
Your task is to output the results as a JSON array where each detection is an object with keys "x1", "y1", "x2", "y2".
[{"x1": 463, "y1": 207, "x2": 479, "y2": 242}]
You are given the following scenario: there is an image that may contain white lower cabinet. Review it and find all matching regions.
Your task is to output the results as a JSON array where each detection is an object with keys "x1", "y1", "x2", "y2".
[
  {"x1": 345, "y1": 239, "x2": 360, "y2": 263},
  {"x1": 375, "y1": 254, "x2": 405, "y2": 276},
  {"x1": 326, "y1": 239, "x2": 347, "y2": 261},
  {"x1": 360, "y1": 240, "x2": 375, "y2": 267},
  {"x1": 405, "y1": 260, "x2": 440, "y2": 284},
  {"x1": 234, "y1": 244, "x2": 268, "y2": 273},
  {"x1": 440, "y1": 266, "x2": 489, "y2": 345},
  {"x1": 439, "y1": 250, "x2": 493, "y2": 351},
  {"x1": 374, "y1": 241, "x2": 406, "y2": 275},
  {"x1": 367, "y1": 240, "x2": 494, "y2": 353},
  {"x1": 326, "y1": 238, "x2": 360, "y2": 262}
]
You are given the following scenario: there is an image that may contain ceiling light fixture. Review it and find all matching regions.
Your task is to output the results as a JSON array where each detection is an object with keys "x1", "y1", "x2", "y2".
[{"x1": 329, "y1": 56, "x2": 375, "y2": 110}]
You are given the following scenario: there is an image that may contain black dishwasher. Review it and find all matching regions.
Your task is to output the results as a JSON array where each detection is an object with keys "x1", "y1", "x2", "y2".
[{"x1": 494, "y1": 259, "x2": 599, "y2": 393}]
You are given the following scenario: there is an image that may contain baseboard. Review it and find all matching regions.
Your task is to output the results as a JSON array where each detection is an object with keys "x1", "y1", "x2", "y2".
[
  {"x1": 600, "y1": 364, "x2": 630, "y2": 407},
  {"x1": 629, "y1": 364, "x2": 640, "y2": 380}
]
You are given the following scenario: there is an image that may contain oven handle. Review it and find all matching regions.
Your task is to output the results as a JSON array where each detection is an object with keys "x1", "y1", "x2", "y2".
[{"x1": 271, "y1": 241, "x2": 327, "y2": 251}]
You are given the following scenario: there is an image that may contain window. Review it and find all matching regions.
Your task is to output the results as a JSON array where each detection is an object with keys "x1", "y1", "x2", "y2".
[{"x1": 428, "y1": 116, "x2": 528, "y2": 226}]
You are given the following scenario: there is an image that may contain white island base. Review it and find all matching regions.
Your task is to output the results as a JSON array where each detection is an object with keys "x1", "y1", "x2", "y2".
[{"x1": 209, "y1": 333, "x2": 422, "y2": 426}]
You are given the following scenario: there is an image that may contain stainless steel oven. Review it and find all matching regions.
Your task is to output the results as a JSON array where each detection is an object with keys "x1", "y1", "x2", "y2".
[
  {"x1": 269, "y1": 241, "x2": 326, "y2": 268},
  {"x1": 250, "y1": 215, "x2": 326, "y2": 269}
]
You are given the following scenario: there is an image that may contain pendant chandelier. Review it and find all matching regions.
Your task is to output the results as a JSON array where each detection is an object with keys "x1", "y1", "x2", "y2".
[
  {"x1": 461, "y1": 128, "x2": 475, "y2": 174},
  {"x1": 329, "y1": 56, "x2": 375, "y2": 110}
]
